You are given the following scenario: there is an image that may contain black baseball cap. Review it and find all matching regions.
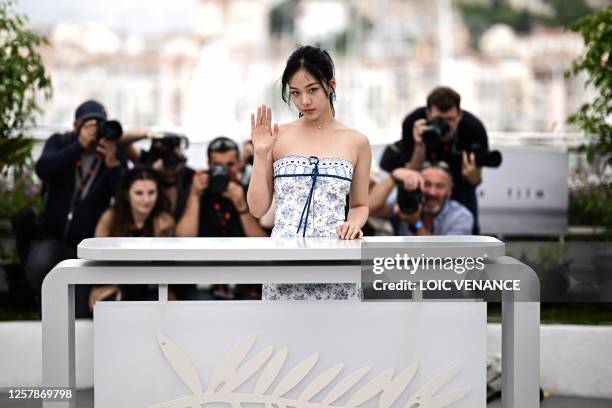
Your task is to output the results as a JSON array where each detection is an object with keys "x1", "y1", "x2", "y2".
[{"x1": 75, "y1": 100, "x2": 107, "y2": 123}]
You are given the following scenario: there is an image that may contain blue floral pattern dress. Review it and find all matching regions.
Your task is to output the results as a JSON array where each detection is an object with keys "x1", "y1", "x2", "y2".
[{"x1": 262, "y1": 155, "x2": 361, "y2": 301}]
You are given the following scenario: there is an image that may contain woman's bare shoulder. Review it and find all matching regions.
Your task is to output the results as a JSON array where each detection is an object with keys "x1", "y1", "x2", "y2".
[
  {"x1": 273, "y1": 121, "x2": 300, "y2": 158},
  {"x1": 277, "y1": 120, "x2": 300, "y2": 133},
  {"x1": 337, "y1": 125, "x2": 370, "y2": 148}
]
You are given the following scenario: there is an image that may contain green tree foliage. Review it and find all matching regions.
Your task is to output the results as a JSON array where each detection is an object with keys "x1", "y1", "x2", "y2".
[
  {"x1": 0, "y1": 0, "x2": 52, "y2": 172},
  {"x1": 459, "y1": 1, "x2": 545, "y2": 47},
  {"x1": 568, "y1": 6, "x2": 612, "y2": 164},
  {"x1": 0, "y1": 0, "x2": 51, "y2": 264},
  {"x1": 269, "y1": 0, "x2": 299, "y2": 38},
  {"x1": 544, "y1": 0, "x2": 594, "y2": 27},
  {"x1": 567, "y1": 7, "x2": 612, "y2": 233},
  {"x1": 458, "y1": 0, "x2": 593, "y2": 48}
]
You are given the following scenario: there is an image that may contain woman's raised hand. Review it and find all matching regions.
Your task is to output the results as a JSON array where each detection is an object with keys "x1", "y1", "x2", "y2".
[{"x1": 251, "y1": 104, "x2": 279, "y2": 155}]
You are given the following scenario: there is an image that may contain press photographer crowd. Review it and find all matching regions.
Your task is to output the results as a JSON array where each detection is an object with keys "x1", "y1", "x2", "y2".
[{"x1": 11, "y1": 86, "x2": 501, "y2": 316}]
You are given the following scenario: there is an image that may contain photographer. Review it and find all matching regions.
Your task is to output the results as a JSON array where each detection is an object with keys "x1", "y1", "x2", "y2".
[
  {"x1": 176, "y1": 136, "x2": 267, "y2": 238},
  {"x1": 176, "y1": 136, "x2": 266, "y2": 300},
  {"x1": 369, "y1": 167, "x2": 423, "y2": 216},
  {"x1": 399, "y1": 162, "x2": 473, "y2": 236},
  {"x1": 386, "y1": 87, "x2": 499, "y2": 234},
  {"x1": 25, "y1": 100, "x2": 127, "y2": 315},
  {"x1": 136, "y1": 133, "x2": 193, "y2": 220}
]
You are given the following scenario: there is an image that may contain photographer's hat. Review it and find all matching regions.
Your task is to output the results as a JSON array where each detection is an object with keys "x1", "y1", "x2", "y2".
[{"x1": 75, "y1": 100, "x2": 107, "y2": 123}]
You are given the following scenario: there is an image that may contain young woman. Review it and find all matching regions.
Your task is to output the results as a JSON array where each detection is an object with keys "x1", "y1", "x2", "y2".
[
  {"x1": 247, "y1": 45, "x2": 371, "y2": 300},
  {"x1": 95, "y1": 165, "x2": 175, "y2": 237},
  {"x1": 91, "y1": 166, "x2": 175, "y2": 308}
]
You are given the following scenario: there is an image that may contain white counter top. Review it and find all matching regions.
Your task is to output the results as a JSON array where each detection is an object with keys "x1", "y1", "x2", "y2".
[{"x1": 77, "y1": 236, "x2": 504, "y2": 262}]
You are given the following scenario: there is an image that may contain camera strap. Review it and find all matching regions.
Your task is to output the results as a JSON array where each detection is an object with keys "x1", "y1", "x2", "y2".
[
  {"x1": 63, "y1": 154, "x2": 102, "y2": 238},
  {"x1": 75, "y1": 153, "x2": 102, "y2": 197}
]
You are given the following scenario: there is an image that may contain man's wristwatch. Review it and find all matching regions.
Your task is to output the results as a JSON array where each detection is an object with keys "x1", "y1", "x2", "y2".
[{"x1": 410, "y1": 219, "x2": 424, "y2": 232}]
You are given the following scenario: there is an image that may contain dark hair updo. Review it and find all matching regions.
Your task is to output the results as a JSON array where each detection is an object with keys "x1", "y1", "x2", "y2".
[{"x1": 281, "y1": 45, "x2": 336, "y2": 116}]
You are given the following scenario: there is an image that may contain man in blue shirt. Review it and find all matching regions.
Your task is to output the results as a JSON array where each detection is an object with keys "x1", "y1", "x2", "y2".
[{"x1": 370, "y1": 162, "x2": 473, "y2": 236}]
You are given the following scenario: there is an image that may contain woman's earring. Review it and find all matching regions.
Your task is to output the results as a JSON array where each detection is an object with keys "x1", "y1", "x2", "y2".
[{"x1": 331, "y1": 92, "x2": 337, "y2": 101}]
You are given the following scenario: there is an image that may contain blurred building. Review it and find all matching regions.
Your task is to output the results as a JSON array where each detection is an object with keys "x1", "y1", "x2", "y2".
[
  {"x1": 38, "y1": 23, "x2": 200, "y2": 130},
  {"x1": 461, "y1": 24, "x2": 586, "y2": 133},
  {"x1": 32, "y1": 0, "x2": 591, "y2": 144}
]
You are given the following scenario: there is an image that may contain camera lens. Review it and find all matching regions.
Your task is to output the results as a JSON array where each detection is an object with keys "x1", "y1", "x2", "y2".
[
  {"x1": 397, "y1": 185, "x2": 423, "y2": 214},
  {"x1": 162, "y1": 153, "x2": 184, "y2": 170},
  {"x1": 98, "y1": 120, "x2": 123, "y2": 141},
  {"x1": 209, "y1": 165, "x2": 230, "y2": 193},
  {"x1": 422, "y1": 117, "x2": 449, "y2": 146}
]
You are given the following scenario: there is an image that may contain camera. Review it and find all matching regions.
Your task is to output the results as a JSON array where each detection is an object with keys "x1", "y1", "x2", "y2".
[
  {"x1": 396, "y1": 184, "x2": 424, "y2": 214},
  {"x1": 422, "y1": 117, "x2": 450, "y2": 146},
  {"x1": 208, "y1": 165, "x2": 230, "y2": 193},
  {"x1": 96, "y1": 120, "x2": 123, "y2": 141},
  {"x1": 380, "y1": 140, "x2": 409, "y2": 173},
  {"x1": 144, "y1": 133, "x2": 189, "y2": 171},
  {"x1": 464, "y1": 143, "x2": 502, "y2": 168}
]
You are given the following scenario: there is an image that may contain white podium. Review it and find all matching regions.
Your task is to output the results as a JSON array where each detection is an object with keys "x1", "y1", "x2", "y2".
[{"x1": 41, "y1": 236, "x2": 539, "y2": 408}]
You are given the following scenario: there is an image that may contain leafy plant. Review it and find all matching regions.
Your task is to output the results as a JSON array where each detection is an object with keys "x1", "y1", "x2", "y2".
[
  {"x1": 1, "y1": 0, "x2": 51, "y2": 267},
  {"x1": 0, "y1": 158, "x2": 41, "y2": 264},
  {"x1": 0, "y1": 0, "x2": 52, "y2": 172},
  {"x1": 567, "y1": 6, "x2": 612, "y2": 165},
  {"x1": 569, "y1": 177, "x2": 612, "y2": 234}
]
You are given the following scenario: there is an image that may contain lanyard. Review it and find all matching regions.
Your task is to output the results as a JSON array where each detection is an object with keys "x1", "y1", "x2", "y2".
[
  {"x1": 75, "y1": 154, "x2": 101, "y2": 198},
  {"x1": 64, "y1": 154, "x2": 101, "y2": 236}
]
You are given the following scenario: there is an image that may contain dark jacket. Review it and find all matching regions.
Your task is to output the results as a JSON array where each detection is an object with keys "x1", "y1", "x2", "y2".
[
  {"x1": 400, "y1": 107, "x2": 489, "y2": 234},
  {"x1": 36, "y1": 131, "x2": 127, "y2": 247}
]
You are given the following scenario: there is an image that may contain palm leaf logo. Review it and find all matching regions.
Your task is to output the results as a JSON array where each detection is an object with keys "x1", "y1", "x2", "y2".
[{"x1": 149, "y1": 334, "x2": 471, "y2": 408}]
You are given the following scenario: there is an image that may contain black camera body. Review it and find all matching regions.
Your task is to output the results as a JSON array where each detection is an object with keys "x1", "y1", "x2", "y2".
[
  {"x1": 145, "y1": 133, "x2": 189, "y2": 171},
  {"x1": 208, "y1": 165, "x2": 230, "y2": 193},
  {"x1": 380, "y1": 140, "x2": 409, "y2": 173},
  {"x1": 96, "y1": 120, "x2": 123, "y2": 141},
  {"x1": 422, "y1": 117, "x2": 450, "y2": 147},
  {"x1": 396, "y1": 184, "x2": 424, "y2": 214}
]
